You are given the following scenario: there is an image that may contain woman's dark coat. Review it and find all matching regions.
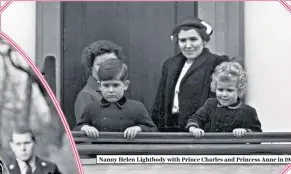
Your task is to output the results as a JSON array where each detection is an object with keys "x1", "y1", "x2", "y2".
[{"x1": 151, "y1": 48, "x2": 229, "y2": 131}]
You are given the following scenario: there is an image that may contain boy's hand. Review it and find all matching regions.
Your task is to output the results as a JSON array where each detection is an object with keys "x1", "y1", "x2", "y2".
[
  {"x1": 124, "y1": 126, "x2": 142, "y2": 139},
  {"x1": 81, "y1": 125, "x2": 99, "y2": 138},
  {"x1": 189, "y1": 126, "x2": 205, "y2": 138},
  {"x1": 233, "y1": 128, "x2": 247, "y2": 138}
]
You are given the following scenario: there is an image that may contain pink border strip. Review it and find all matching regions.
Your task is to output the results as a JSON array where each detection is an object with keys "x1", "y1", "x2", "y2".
[
  {"x1": 0, "y1": 0, "x2": 1, "y2": 30},
  {"x1": 278, "y1": 2, "x2": 291, "y2": 174},
  {"x1": 279, "y1": 0, "x2": 291, "y2": 13},
  {"x1": 0, "y1": 0, "x2": 14, "y2": 33},
  {"x1": 0, "y1": 0, "x2": 291, "y2": 174},
  {"x1": 0, "y1": 0, "x2": 13, "y2": 13},
  {"x1": 0, "y1": 0, "x2": 278, "y2": 1},
  {"x1": 0, "y1": 31, "x2": 84, "y2": 174},
  {"x1": 281, "y1": 164, "x2": 291, "y2": 174}
]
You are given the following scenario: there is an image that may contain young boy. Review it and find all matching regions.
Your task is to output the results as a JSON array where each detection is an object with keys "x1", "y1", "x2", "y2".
[
  {"x1": 74, "y1": 40, "x2": 123, "y2": 123},
  {"x1": 186, "y1": 61, "x2": 262, "y2": 138},
  {"x1": 75, "y1": 59, "x2": 158, "y2": 139}
]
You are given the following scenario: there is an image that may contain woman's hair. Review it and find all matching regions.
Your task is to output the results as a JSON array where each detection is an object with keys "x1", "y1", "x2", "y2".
[
  {"x1": 98, "y1": 59, "x2": 128, "y2": 82},
  {"x1": 81, "y1": 40, "x2": 123, "y2": 71},
  {"x1": 210, "y1": 61, "x2": 247, "y2": 98},
  {"x1": 171, "y1": 16, "x2": 213, "y2": 43}
]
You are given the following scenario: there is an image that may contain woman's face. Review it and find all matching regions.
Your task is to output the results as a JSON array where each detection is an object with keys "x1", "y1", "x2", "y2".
[
  {"x1": 178, "y1": 29, "x2": 205, "y2": 60},
  {"x1": 92, "y1": 53, "x2": 117, "y2": 80}
]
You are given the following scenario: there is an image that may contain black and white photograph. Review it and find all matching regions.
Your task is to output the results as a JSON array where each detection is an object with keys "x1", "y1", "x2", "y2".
[
  {"x1": 2, "y1": 1, "x2": 291, "y2": 174},
  {"x1": 0, "y1": 36, "x2": 79, "y2": 173}
]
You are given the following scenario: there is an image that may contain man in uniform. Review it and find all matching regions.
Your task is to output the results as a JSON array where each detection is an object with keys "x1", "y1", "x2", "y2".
[{"x1": 8, "y1": 126, "x2": 62, "y2": 174}]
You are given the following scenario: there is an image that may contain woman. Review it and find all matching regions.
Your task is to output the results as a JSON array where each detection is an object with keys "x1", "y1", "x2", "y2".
[
  {"x1": 151, "y1": 16, "x2": 229, "y2": 132},
  {"x1": 74, "y1": 40, "x2": 124, "y2": 123}
]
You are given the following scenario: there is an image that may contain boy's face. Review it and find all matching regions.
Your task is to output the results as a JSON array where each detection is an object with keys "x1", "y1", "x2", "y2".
[
  {"x1": 216, "y1": 78, "x2": 239, "y2": 106},
  {"x1": 99, "y1": 80, "x2": 129, "y2": 102}
]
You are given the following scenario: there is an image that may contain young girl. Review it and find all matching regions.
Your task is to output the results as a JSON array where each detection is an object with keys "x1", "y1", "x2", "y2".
[{"x1": 186, "y1": 61, "x2": 262, "y2": 138}]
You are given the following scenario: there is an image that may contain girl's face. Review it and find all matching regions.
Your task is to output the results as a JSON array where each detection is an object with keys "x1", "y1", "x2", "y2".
[
  {"x1": 92, "y1": 53, "x2": 117, "y2": 80},
  {"x1": 178, "y1": 29, "x2": 205, "y2": 60},
  {"x1": 216, "y1": 78, "x2": 239, "y2": 106}
]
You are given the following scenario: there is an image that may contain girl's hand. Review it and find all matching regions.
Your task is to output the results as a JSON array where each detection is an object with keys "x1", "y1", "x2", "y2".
[
  {"x1": 189, "y1": 126, "x2": 205, "y2": 138},
  {"x1": 124, "y1": 126, "x2": 142, "y2": 139},
  {"x1": 233, "y1": 128, "x2": 247, "y2": 138}
]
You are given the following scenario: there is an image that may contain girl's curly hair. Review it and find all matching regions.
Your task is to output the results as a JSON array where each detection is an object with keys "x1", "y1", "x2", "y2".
[
  {"x1": 210, "y1": 61, "x2": 247, "y2": 98},
  {"x1": 81, "y1": 40, "x2": 123, "y2": 71}
]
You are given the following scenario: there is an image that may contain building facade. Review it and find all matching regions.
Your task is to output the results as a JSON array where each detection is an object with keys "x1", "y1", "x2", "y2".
[{"x1": 2, "y1": 1, "x2": 291, "y2": 132}]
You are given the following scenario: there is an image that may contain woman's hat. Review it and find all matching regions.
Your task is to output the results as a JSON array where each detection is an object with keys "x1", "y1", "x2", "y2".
[{"x1": 171, "y1": 16, "x2": 213, "y2": 40}]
